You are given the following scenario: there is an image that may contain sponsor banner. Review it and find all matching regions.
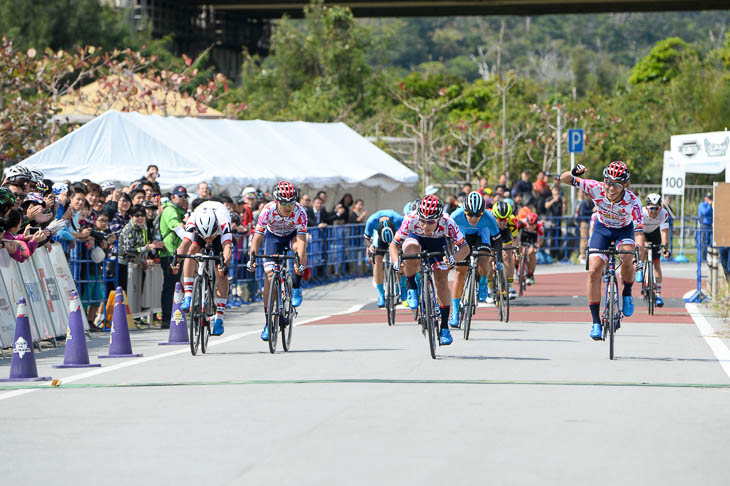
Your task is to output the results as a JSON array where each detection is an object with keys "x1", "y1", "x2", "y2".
[
  {"x1": 662, "y1": 151, "x2": 686, "y2": 196},
  {"x1": 0, "y1": 252, "x2": 42, "y2": 342},
  {"x1": 32, "y1": 247, "x2": 68, "y2": 337},
  {"x1": 47, "y1": 243, "x2": 89, "y2": 332},
  {"x1": 670, "y1": 131, "x2": 730, "y2": 174},
  {"x1": 18, "y1": 257, "x2": 56, "y2": 340},
  {"x1": 0, "y1": 250, "x2": 18, "y2": 349}
]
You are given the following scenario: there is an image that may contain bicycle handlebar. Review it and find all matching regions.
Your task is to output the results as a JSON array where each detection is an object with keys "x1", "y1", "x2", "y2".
[
  {"x1": 175, "y1": 253, "x2": 222, "y2": 262},
  {"x1": 400, "y1": 251, "x2": 447, "y2": 261},
  {"x1": 585, "y1": 248, "x2": 638, "y2": 271}
]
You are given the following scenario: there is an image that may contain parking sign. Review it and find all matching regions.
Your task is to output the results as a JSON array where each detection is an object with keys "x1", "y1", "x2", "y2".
[{"x1": 568, "y1": 129, "x2": 584, "y2": 153}]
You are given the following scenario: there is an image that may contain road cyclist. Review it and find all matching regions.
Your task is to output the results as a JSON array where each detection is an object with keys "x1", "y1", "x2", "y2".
[
  {"x1": 389, "y1": 195, "x2": 469, "y2": 345},
  {"x1": 248, "y1": 181, "x2": 308, "y2": 342},
  {"x1": 492, "y1": 200, "x2": 520, "y2": 299},
  {"x1": 560, "y1": 161, "x2": 645, "y2": 340},
  {"x1": 448, "y1": 191, "x2": 502, "y2": 328},
  {"x1": 176, "y1": 199, "x2": 234, "y2": 336},
  {"x1": 637, "y1": 193, "x2": 671, "y2": 308},
  {"x1": 363, "y1": 210, "x2": 406, "y2": 307}
]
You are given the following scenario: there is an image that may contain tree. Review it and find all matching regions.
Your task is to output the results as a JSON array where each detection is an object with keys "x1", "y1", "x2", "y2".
[{"x1": 628, "y1": 37, "x2": 697, "y2": 84}]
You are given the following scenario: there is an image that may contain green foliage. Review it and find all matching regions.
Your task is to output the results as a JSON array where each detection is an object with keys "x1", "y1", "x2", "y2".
[{"x1": 628, "y1": 37, "x2": 697, "y2": 84}]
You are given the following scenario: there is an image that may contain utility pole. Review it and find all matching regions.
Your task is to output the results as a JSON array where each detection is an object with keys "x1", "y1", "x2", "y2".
[{"x1": 552, "y1": 105, "x2": 562, "y2": 176}]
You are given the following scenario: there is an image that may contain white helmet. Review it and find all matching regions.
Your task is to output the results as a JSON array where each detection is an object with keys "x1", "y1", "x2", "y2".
[
  {"x1": 646, "y1": 193, "x2": 661, "y2": 206},
  {"x1": 4, "y1": 165, "x2": 30, "y2": 182},
  {"x1": 194, "y1": 209, "x2": 218, "y2": 238},
  {"x1": 27, "y1": 167, "x2": 44, "y2": 183}
]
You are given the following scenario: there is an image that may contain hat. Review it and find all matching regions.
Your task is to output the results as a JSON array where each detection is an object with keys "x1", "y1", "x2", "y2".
[
  {"x1": 172, "y1": 185, "x2": 189, "y2": 198},
  {"x1": 23, "y1": 192, "x2": 45, "y2": 206},
  {"x1": 52, "y1": 182, "x2": 68, "y2": 195},
  {"x1": 100, "y1": 181, "x2": 116, "y2": 191},
  {"x1": 424, "y1": 185, "x2": 438, "y2": 196},
  {"x1": 141, "y1": 200, "x2": 157, "y2": 209},
  {"x1": 705, "y1": 192, "x2": 713, "y2": 199},
  {"x1": 242, "y1": 186, "x2": 257, "y2": 198}
]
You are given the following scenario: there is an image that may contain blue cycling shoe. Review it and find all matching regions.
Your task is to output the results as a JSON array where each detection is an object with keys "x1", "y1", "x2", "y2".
[
  {"x1": 407, "y1": 289, "x2": 419, "y2": 309},
  {"x1": 623, "y1": 295, "x2": 634, "y2": 317},
  {"x1": 181, "y1": 296, "x2": 192, "y2": 313},
  {"x1": 440, "y1": 328, "x2": 453, "y2": 345},
  {"x1": 636, "y1": 270, "x2": 644, "y2": 283},
  {"x1": 212, "y1": 318, "x2": 224, "y2": 336},
  {"x1": 590, "y1": 323, "x2": 602, "y2": 340},
  {"x1": 260, "y1": 325, "x2": 269, "y2": 341},
  {"x1": 656, "y1": 295, "x2": 664, "y2": 307},
  {"x1": 292, "y1": 288, "x2": 303, "y2": 307},
  {"x1": 478, "y1": 282, "x2": 488, "y2": 302},
  {"x1": 448, "y1": 309, "x2": 460, "y2": 329},
  {"x1": 377, "y1": 293, "x2": 385, "y2": 308}
]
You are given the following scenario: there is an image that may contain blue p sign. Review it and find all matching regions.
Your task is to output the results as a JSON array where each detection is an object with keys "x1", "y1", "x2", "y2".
[{"x1": 568, "y1": 129, "x2": 584, "y2": 153}]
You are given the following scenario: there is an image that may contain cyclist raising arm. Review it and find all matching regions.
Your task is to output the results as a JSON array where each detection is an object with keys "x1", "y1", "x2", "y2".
[
  {"x1": 638, "y1": 193, "x2": 671, "y2": 307},
  {"x1": 176, "y1": 200, "x2": 233, "y2": 336},
  {"x1": 248, "y1": 181, "x2": 308, "y2": 342},
  {"x1": 560, "y1": 161, "x2": 645, "y2": 340},
  {"x1": 388, "y1": 195, "x2": 469, "y2": 345},
  {"x1": 448, "y1": 192, "x2": 502, "y2": 327}
]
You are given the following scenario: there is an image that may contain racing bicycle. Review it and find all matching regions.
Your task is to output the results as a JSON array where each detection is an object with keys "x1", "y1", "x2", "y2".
[
  {"x1": 460, "y1": 248, "x2": 508, "y2": 340},
  {"x1": 382, "y1": 250, "x2": 400, "y2": 326},
  {"x1": 641, "y1": 242, "x2": 665, "y2": 316}
]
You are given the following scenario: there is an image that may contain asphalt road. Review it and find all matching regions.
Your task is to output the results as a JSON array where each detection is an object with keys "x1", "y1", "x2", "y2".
[{"x1": 1, "y1": 264, "x2": 729, "y2": 486}]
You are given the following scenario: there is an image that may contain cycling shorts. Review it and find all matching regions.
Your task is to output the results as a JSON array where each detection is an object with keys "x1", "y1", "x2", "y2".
[
  {"x1": 645, "y1": 228, "x2": 662, "y2": 261},
  {"x1": 499, "y1": 227, "x2": 513, "y2": 246},
  {"x1": 263, "y1": 230, "x2": 297, "y2": 272},
  {"x1": 589, "y1": 221, "x2": 635, "y2": 261},
  {"x1": 403, "y1": 234, "x2": 449, "y2": 271},
  {"x1": 520, "y1": 231, "x2": 539, "y2": 246}
]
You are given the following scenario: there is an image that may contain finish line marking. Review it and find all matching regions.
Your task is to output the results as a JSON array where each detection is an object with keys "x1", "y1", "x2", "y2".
[
  {"x1": 685, "y1": 303, "x2": 730, "y2": 381},
  {"x1": 0, "y1": 303, "x2": 366, "y2": 403},
  {"x1": 0, "y1": 378, "x2": 729, "y2": 391}
]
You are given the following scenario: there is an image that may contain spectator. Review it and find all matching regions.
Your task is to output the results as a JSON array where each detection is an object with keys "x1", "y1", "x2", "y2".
[
  {"x1": 140, "y1": 180, "x2": 157, "y2": 202},
  {"x1": 512, "y1": 170, "x2": 532, "y2": 200},
  {"x1": 141, "y1": 200, "x2": 159, "y2": 240},
  {"x1": 136, "y1": 164, "x2": 161, "y2": 194},
  {"x1": 512, "y1": 192, "x2": 524, "y2": 212},
  {"x1": 543, "y1": 186, "x2": 564, "y2": 260},
  {"x1": 477, "y1": 177, "x2": 492, "y2": 197},
  {"x1": 444, "y1": 194, "x2": 459, "y2": 215},
  {"x1": 350, "y1": 198, "x2": 368, "y2": 224},
  {"x1": 306, "y1": 196, "x2": 330, "y2": 228},
  {"x1": 109, "y1": 193, "x2": 132, "y2": 235},
  {"x1": 299, "y1": 193, "x2": 312, "y2": 209},
  {"x1": 331, "y1": 193, "x2": 354, "y2": 225},
  {"x1": 494, "y1": 173, "x2": 511, "y2": 194},
  {"x1": 57, "y1": 184, "x2": 93, "y2": 244},
  {"x1": 130, "y1": 188, "x2": 146, "y2": 206},
  {"x1": 118, "y1": 205, "x2": 164, "y2": 291},
  {"x1": 315, "y1": 190, "x2": 328, "y2": 206},
  {"x1": 85, "y1": 183, "x2": 103, "y2": 222},
  {"x1": 159, "y1": 185, "x2": 189, "y2": 329},
  {"x1": 197, "y1": 182, "x2": 211, "y2": 200},
  {"x1": 534, "y1": 171, "x2": 549, "y2": 195},
  {"x1": 2, "y1": 208, "x2": 44, "y2": 262},
  {"x1": 239, "y1": 187, "x2": 257, "y2": 232},
  {"x1": 457, "y1": 182, "x2": 472, "y2": 199},
  {"x1": 577, "y1": 191, "x2": 594, "y2": 263},
  {"x1": 698, "y1": 192, "x2": 713, "y2": 261},
  {"x1": 83, "y1": 211, "x2": 113, "y2": 325}
]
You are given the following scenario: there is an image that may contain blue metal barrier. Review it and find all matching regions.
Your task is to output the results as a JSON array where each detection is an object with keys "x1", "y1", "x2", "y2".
[{"x1": 63, "y1": 241, "x2": 119, "y2": 311}]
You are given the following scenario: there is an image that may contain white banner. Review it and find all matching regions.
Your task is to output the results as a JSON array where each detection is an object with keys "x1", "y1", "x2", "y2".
[
  {"x1": 670, "y1": 131, "x2": 730, "y2": 174},
  {"x1": 32, "y1": 247, "x2": 68, "y2": 337},
  {"x1": 662, "y1": 151, "x2": 686, "y2": 196},
  {"x1": 47, "y1": 243, "x2": 89, "y2": 331},
  {"x1": 0, "y1": 250, "x2": 18, "y2": 349}
]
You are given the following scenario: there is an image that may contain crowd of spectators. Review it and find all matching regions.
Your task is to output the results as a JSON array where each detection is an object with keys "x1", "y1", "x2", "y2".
[{"x1": 0, "y1": 164, "x2": 372, "y2": 329}]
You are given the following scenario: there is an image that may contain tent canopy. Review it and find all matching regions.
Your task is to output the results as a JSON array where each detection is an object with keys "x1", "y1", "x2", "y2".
[{"x1": 19, "y1": 111, "x2": 418, "y2": 200}]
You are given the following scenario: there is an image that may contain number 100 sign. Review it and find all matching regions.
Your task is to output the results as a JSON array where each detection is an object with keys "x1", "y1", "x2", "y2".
[{"x1": 662, "y1": 151, "x2": 686, "y2": 196}]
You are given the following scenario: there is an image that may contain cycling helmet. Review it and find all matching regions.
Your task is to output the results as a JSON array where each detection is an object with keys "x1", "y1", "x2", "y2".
[
  {"x1": 4, "y1": 164, "x2": 30, "y2": 183},
  {"x1": 194, "y1": 209, "x2": 218, "y2": 238},
  {"x1": 22, "y1": 192, "x2": 45, "y2": 207},
  {"x1": 418, "y1": 195, "x2": 444, "y2": 221},
  {"x1": 464, "y1": 191, "x2": 485, "y2": 217},
  {"x1": 273, "y1": 180, "x2": 297, "y2": 203},
  {"x1": 377, "y1": 220, "x2": 396, "y2": 244},
  {"x1": 27, "y1": 167, "x2": 44, "y2": 184},
  {"x1": 646, "y1": 193, "x2": 661, "y2": 206},
  {"x1": 603, "y1": 161, "x2": 630, "y2": 183},
  {"x1": 410, "y1": 199, "x2": 421, "y2": 213},
  {"x1": 52, "y1": 182, "x2": 68, "y2": 195},
  {"x1": 492, "y1": 201, "x2": 513, "y2": 219},
  {"x1": 526, "y1": 212, "x2": 538, "y2": 225},
  {"x1": 0, "y1": 187, "x2": 16, "y2": 208}
]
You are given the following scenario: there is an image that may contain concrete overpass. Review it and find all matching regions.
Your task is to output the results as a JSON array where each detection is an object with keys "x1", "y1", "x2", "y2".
[{"x1": 200, "y1": 0, "x2": 730, "y2": 16}]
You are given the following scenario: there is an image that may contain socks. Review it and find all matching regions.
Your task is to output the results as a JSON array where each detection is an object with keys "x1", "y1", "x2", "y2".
[
  {"x1": 589, "y1": 302, "x2": 601, "y2": 323},
  {"x1": 407, "y1": 276, "x2": 418, "y2": 290},
  {"x1": 293, "y1": 273, "x2": 302, "y2": 289},
  {"x1": 656, "y1": 282, "x2": 662, "y2": 295},
  {"x1": 183, "y1": 277, "x2": 194, "y2": 298},
  {"x1": 215, "y1": 297, "x2": 226, "y2": 319},
  {"x1": 400, "y1": 276, "x2": 407, "y2": 298},
  {"x1": 622, "y1": 280, "x2": 633, "y2": 297},
  {"x1": 440, "y1": 306, "x2": 450, "y2": 330},
  {"x1": 376, "y1": 283, "x2": 384, "y2": 297},
  {"x1": 451, "y1": 298, "x2": 460, "y2": 309}
]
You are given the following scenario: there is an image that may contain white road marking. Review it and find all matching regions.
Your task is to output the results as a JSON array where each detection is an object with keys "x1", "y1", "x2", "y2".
[
  {"x1": 685, "y1": 303, "x2": 730, "y2": 380},
  {"x1": 0, "y1": 305, "x2": 360, "y2": 403}
]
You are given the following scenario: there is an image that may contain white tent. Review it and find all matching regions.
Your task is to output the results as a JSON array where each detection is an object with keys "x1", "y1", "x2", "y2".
[{"x1": 19, "y1": 110, "x2": 418, "y2": 210}]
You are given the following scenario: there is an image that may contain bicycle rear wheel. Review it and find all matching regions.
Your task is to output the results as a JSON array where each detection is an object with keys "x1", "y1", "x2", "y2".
[
  {"x1": 647, "y1": 260, "x2": 655, "y2": 316},
  {"x1": 462, "y1": 268, "x2": 475, "y2": 340},
  {"x1": 386, "y1": 267, "x2": 396, "y2": 326},
  {"x1": 200, "y1": 278, "x2": 214, "y2": 354},
  {"x1": 189, "y1": 277, "x2": 202, "y2": 356},
  {"x1": 282, "y1": 274, "x2": 294, "y2": 352},
  {"x1": 498, "y1": 267, "x2": 510, "y2": 323},
  {"x1": 518, "y1": 254, "x2": 527, "y2": 296},
  {"x1": 608, "y1": 276, "x2": 616, "y2": 360},
  {"x1": 423, "y1": 278, "x2": 438, "y2": 359},
  {"x1": 266, "y1": 275, "x2": 280, "y2": 354}
]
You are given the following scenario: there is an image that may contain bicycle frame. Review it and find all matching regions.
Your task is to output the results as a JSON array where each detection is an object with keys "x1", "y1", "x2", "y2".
[{"x1": 176, "y1": 247, "x2": 221, "y2": 356}]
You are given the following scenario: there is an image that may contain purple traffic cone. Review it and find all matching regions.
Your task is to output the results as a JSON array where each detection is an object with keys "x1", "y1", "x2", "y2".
[
  {"x1": 99, "y1": 287, "x2": 143, "y2": 359},
  {"x1": 54, "y1": 291, "x2": 101, "y2": 368},
  {"x1": 159, "y1": 282, "x2": 189, "y2": 345},
  {"x1": 0, "y1": 298, "x2": 51, "y2": 382}
]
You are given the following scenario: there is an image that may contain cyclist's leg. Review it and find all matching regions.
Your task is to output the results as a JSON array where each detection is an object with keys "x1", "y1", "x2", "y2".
[
  {"x1": 402, "y1": 237, "x2": 421, "y2": 308},
  {"x1": 527, "y1": 245, "x2": 537, "y2": 283},
  {"x1": 290, "y1": 233, "x2": 306, "y2": 306},
  {"x1": 450, "y1": 264, "x2": 467, "y2": 327},
  {"x1": 434, "y1": 268, "x2": 454, "y2": 344},
  {"x1": 373, "y1": 253, "x2": 385, "y2": 305},
  {"x1": 212, "y1": 238, "x2": 229, "y2": 334},
  {"x1": 181, "y1": 237, "x2": 202, "y2": 311}
]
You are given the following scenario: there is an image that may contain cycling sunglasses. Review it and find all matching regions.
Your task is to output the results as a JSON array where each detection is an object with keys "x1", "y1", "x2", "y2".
[
  {"x1": 647, "y1": 206, "x2": 661, "y2": 211},
  {"x1": 418, "y1": 217, "x2": 439, "y2": 225},
  {"x1": 278, "y1": 201, "x2": 295, "y2": 207},
  {"x1": 464, "y1": 211, "x2": 484, "y2": 218},
  {"x1": 603, "y1": 179, "x2": 624, "y2": 190}
]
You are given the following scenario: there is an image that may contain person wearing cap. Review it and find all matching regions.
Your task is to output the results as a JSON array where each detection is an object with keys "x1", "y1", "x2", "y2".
[
  {"x1": 158, "y1": 185, "x2": 190, "y2": 329},
  {"x1": 698, "y1": 192, "x2": 713, "y2": 261},
  {"x1": 239, "y1": 187, "x2": 257, "y2": 231}
]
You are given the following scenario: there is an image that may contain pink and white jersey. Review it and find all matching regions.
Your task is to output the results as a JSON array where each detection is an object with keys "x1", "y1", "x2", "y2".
[
  {"x1": 394, "y1": 213, "x2": 466, "y2": 247},
  {"x1": 574, "y1": 178, "x2": 643, "y2": 231},
  {"x1": 183, "y1": 201, "x2": 233, "y2": 244},
  {"x1": 255, "y1": 201, "x2": 308, "y2": 237},
  {"x1": 641, "y1": 207, "x2": 669, "y2": 233}
]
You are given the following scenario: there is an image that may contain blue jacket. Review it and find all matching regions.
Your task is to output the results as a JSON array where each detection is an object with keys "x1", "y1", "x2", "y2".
[
  {"x1": 364, "y1": 210, "x2": 404, "y2": 239},
  {"x1": 698, "y1": 201, "x2": 713, "y2": 226},
  {"x1": 450, "y1": 207, "x2": 500, "y2": 242}
]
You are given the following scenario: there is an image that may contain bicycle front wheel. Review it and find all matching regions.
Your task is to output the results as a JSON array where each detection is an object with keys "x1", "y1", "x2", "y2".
[
  {"x1": 498, "y1": 267, "x2": 510, "y2": 323},
  {"x1": 423, "y1": 278, "x2": 438, "y2": 359},
  {"x1": 647, "y1": 260, "x2": 655, "y2": 316},
  {"x1": 462, "y1": 268, "x2": 475, "y2": 340},
  {"x1": 189, "y1": 277, "x2": 202, "y2": 356},
  {"x1": 518, "y1": 255, "x2": 527, "y2": 296},
  {"x1": 200, "y1": 279, "x2": 215, "y2": 354},
  {"x1": 608, "y1": 277, "x2": 616, "y2": 360},
  {"x1": 282, "y1": 274, "x2": 294, "y2": 352},
  {"x1": 267, "y1": 275, "x2": 280, "y2": 354},
  {"x1": 386, "y1": 267, "x2": 397, "y2": 326}
]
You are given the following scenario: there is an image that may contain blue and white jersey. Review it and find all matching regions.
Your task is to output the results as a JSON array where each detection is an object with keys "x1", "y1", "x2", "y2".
[
  {"x1": 450, "y1": 207, "x2": 500, "y2": 242},
  {"x1": 364, "y1": 210, "x2": 404, "y2": 240}
]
